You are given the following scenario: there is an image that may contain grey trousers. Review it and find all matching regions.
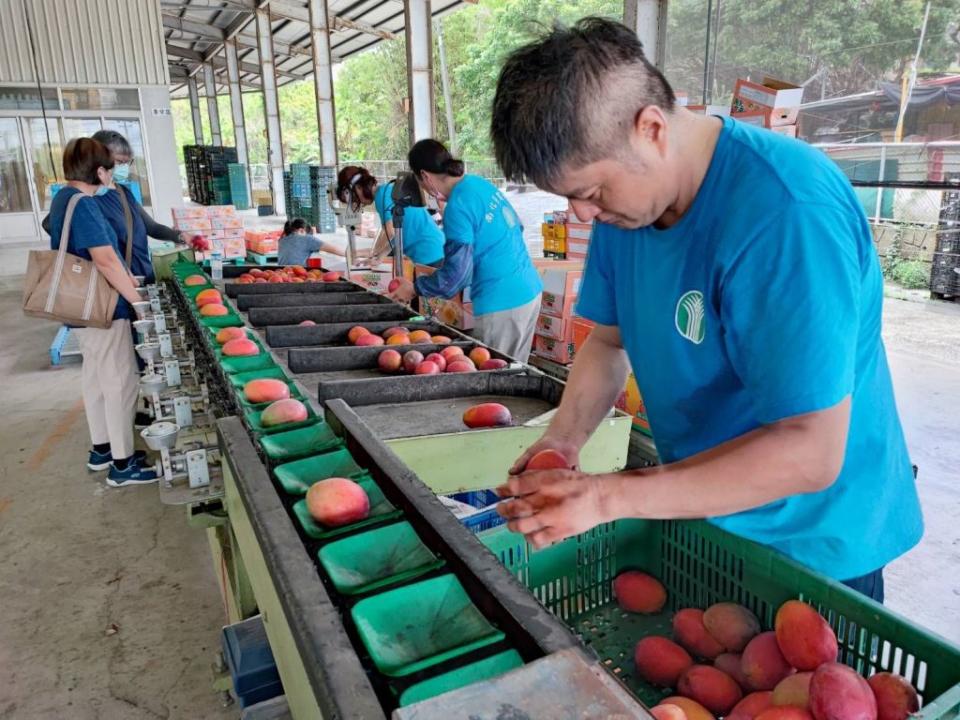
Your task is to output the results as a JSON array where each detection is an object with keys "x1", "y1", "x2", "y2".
[{"x1": 473, "y1": 295, "x2": 541, "y2": 361}]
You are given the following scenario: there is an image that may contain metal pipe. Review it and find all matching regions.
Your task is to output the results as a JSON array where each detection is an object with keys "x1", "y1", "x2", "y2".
[
  {"x1": 309, "y1": 0, "x2": 338, "y2": 166},
  {"x1": 186, "y1": 75, "x2": 204, "y2": 144},
  {"x1": 622, "y1": 0, "x2": 668, "y2": 68},
  {"x1": 255, "y1": 6, "x2": 286, "y2": 216},
  {"x1": 203, "y1": 63, "x2": 223, "y2": 146},
  {"x1": 224, "y1": 39, "x2": 249, "y2": 167},
  {"x1": 435, "y1": 18, "x2": 457, "y2": 154}
]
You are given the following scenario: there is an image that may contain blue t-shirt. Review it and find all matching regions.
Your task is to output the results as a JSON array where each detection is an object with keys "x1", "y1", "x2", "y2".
[
  {"x1": 393, "y1": 207, "x2": 444, "y2": 266},
  {"x1": 95, "y1": 185, "x2": 150, "y2": 280},
  {"x1": 49, "y1": 187, "x2": 131, "y2": 321},
  {"x1": 374, "y1": 181, "x2": 394, "y2": 225},
  {"x1": 442, "y1": 175, "x2": 542, "y2": 315},
  {"x1": 278, "y1": 233, "x2": 322, "y2": 265},
  {"x1": 576, "y1": 116, "x2": 922, "y2": 580}
]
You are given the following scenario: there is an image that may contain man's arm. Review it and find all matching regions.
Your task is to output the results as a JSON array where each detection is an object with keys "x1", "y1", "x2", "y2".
[{"x1": 136, "y1": 204, "x2": 180, "y2": 243}]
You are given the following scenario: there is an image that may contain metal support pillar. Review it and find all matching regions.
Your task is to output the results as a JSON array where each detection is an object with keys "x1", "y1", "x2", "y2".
[
  {"x1": 203, "y1": 62, "x2": 222, "y2": 146},
  {"x1": 224, "y1": 39, "x2": 249, "y2": 167},
  {"x1": 404, "y1": 0, "x2": 435, "y2": 144},
  {"x1": 256, "y1": 7, "x2": 285, "y2": 216},
  {"x1": 186, "y1": 75, "x2": 204, "y2": 144},
  {"x1": 623, "y1": 0, "x2": 668, "y2": 68},
  {"x1": 308, "y1": 0, "x2": 338, "y2": 166}
]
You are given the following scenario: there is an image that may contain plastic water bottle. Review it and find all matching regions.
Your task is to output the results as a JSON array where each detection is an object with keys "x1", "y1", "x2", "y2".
[{"x1": 210, "y1": 239, "x2": 224, "y2": 282}]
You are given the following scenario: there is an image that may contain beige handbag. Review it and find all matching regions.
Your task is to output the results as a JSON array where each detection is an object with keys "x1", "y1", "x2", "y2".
[{"x1": 23, "y1": 189, "x2": 133, "y2": 328}]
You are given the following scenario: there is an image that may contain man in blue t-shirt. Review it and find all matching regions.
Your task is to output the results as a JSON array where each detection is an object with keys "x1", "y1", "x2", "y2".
[{"x1": 488, "y1": 18, "x2": 922, "y2": 601}]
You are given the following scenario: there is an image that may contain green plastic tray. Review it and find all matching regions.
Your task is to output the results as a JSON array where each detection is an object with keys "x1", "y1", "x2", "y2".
[
  {"x1": 398, "y1": 649, "x2": 524, "y2": 707},
  {"x1": 216, "y1": 337, "x2": 268, "y2": 360},
  {"x1": 258, "y1": 423, "x2": 343, "y2": 463},
  {"x1": 201, "y1": 313, "x2": 245, "y2": 329},
  {"x1": 273, "y1": 448, "x2": 366, "y2": 495},
  {"x1": 318, "y1": 521, "x2": 444, "y2": 595},
  {"x1": 291, "y1": 475, "x2": 401, "y2": 541},
  {"x1": 351, "y1": 573, "x2": 505, "y2": 678},
  {"x1": 245, "y1": 402, "x2": 318, "y2": 435},
  {"x1": 220, "y1": 352, "x2": 276, "y2": 374},
  {"x1": 480, "y1": 520, "x2": 960, "y2": 716},
  {"x1": 229, "y1": 366, "x2": 291, "y2": 389}
]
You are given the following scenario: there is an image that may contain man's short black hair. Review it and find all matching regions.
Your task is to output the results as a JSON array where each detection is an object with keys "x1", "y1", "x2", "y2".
[{"x1": 491, "y1": 17, "x2": 675, "y2": 187}]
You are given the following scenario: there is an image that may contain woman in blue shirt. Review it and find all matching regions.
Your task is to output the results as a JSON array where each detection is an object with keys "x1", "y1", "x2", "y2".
[
  {"x1": 335, "y1": 166, "x2": 444, "y2": 267},
  {"x1": 47, "y1": 138, "x2": 156, "y2": 487},
  {"x1": 388, "y1": 140, "x2": 542, "y2": 360},
  {"x1": 277, "y1": 218, "x2": 346, "y2": 265}
]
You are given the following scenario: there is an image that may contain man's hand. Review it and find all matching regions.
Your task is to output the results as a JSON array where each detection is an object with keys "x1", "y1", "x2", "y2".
[
  {"x1": 190, "y1": 234, "x2": 211, "y2": 252},
  {"x1": 388, "y1": 278, "x2": 416, "y2": 304},
  {"x1": 510, "y1": 435, "x2": 582, "y2": 475},
  {"x1": 495, "y1": 469, "x2": 611, "y2": 549}
]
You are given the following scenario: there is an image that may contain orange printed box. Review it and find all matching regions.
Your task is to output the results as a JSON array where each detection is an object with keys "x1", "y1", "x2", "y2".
[
  {"x1": 731, "y1": 77, "x2": 803, "y2": 126},
  {"x1": 533, "y1": 334, "x2": 575, "y2": 364},
  {"x1": 535, "y1": 313, "x2": 573, "y2": 341}
]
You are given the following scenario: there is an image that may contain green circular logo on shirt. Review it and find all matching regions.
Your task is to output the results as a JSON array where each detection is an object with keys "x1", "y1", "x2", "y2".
[{"x1": 675, "y1": 290, "x2": 706, "y2": 345}]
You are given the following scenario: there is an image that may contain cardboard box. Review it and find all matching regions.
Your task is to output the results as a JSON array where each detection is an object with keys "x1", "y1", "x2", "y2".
[
  {"x1": 687, "y1": 104, "x2": 731, "y2": 117},
  {"x1": 566, "y1": 239, "x2": 590, "y2": 260},
  {"x1": 206, "y1": 205, "x2": 238, "y2": 216},
  {"x1": 540, "y1": 268, "x2": 582, "y2": 319},
  {"x1": 731, "y1": 77, "x2": 804, "y2": 126},
  {"x1": 532, "y1": 258, "x2": 583, "y2": 276},
  {"x1": 565, "y1": 222, "x2": 592, "y2": 241},
  {"x1": 414, "y1": 263, "x2": 473, "y2": 329},
  {"x1": 533, "y1": 334, "x2": 575, "y2": 364},
  {"x1": 771, "y1": 124, "x2": 798, "y2": 138},
  {"x1": 222, "y1": 237, "x2": 246, "y2": 259},
  {"x1": 171, "y1": 207, "x2": 207, "y2": 220},
  {"x1": 211, "y1": 215, "x2": 243, "y2": 230},
  {"x1": 571, "y1": 317, "x2": 595, "y2": 351},
  {"x1": 616, "y1": 373, "x2": 652, "y2": 436},
  {"x1": 172, "y1": 217, "x2": 212, "y2": 232},
  {"x1": 535, "y1": 313, "x2": 573, "y2": 341},
  {"x1": 732, "y1": 110, "x2": 767, "y2": 127}
]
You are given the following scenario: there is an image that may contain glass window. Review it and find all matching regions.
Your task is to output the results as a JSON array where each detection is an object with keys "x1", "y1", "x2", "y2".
[
  {"x1": 27, "y1": 118, "x2": 63, "y2": 211},
  {"x1": 0, "y1": 86, "x2": 59, "y2": 111},
  {"x1": 62, "y1": 118, "x2": 102, "y2": 142},
  {"x1": 61, "y1": 88, "x2": 139, "y2": 111},
  {"x1": 0, "y1": 119, "x2": 32, "y2": 213},
  {"x1": 103, "y1": 118, "x2": 151, "y2": 206}
]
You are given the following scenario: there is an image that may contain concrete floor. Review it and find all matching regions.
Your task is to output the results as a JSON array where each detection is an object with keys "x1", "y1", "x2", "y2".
[{"x1": 0, "y1": 265, "x2": 957, "y2": 719}]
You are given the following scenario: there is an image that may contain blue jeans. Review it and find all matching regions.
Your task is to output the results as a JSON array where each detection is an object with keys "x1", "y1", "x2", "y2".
[{"x1": 842, "y1": 567, "x2": 885, "y2": 603}]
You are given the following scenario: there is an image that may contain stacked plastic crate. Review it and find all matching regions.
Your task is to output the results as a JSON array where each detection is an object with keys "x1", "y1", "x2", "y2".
[
  {"x1": 931, "y1": 181, "x2": 960, "y2": 299},
  {"x1": 228, "y1": 163, "x2": 250, "y2": 211},
  {"x1": 183, "y1": 145, "x2": 239, "y2": 206}
]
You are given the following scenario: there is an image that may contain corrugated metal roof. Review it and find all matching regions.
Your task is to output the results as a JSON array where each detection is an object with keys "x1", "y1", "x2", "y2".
[{"x1": 164, "y1": 0, "x2": 467, "y2": 99}]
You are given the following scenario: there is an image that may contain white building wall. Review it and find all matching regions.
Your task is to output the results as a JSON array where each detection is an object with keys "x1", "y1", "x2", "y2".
[{"x1": 139, "y1": 86, "x2": 180, "y2": 227}]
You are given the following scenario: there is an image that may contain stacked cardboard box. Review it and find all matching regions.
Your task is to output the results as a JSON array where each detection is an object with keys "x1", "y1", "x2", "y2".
[
  {"x1": 542, "y1": 213, "x2": 567, "y2": 258},
  {"x1": 729, "y1": 76, "x2": 803, "y2": 138},
  {"x1": 244, "y1": 229, "x2": 283, "y2": 256},
  {"x1": 531, "y1": 261, "x2": 583, "y2": 364},
  {"x1": 172, "y1": 205, "x2": 246, "y2": 259}
]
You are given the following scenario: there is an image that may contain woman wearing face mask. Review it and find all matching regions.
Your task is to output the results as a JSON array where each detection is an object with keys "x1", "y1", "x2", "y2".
[
  {"x1": 336, "y1": 166, "x2": 444, "y2": 267},
  {"x1": 389, "y1": 140, "x2": 542, "y2": 360},
  {"x1": 277, "y1": 217, "x2": 347, "y2": 265},
  {"x1": 48, "y1": 138, "x2": 156, "y2": 487}
]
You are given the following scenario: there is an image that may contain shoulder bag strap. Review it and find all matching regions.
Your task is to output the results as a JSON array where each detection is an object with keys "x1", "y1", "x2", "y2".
[
  {"x1": 117, "y1": 186, "x2": 134, "y2": 265},
  {"x1": 46, "y1": 192, "x2": 85, "y2": 313}
]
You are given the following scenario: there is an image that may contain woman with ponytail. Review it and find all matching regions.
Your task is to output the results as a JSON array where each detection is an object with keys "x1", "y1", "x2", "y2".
[
  {"x1": 389, "y1": 139, "x2": 542, "y2": 361},
  {"x1": 277, "y1": 217, "x2": 347, "y2": 266}
]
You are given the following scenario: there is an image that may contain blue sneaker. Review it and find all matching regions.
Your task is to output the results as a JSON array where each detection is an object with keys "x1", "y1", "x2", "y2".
[
  {"x1": 87, "y1": 449, "x2": 148, "y2": 472},
  {"x1": 106, "y1": 456, "x2": 158, "y2": 487}
]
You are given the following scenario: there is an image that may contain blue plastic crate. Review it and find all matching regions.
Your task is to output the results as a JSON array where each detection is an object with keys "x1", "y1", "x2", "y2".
[
  {"x1": 448, "y1": 490, "x2": 506, "y2": 533},
  {"x1": 221, "y1": 615, "x2": 284, "y2": 709}
]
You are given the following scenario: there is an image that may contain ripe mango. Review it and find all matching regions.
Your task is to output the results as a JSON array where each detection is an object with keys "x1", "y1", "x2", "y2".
[
  {"x1": 184, "y1": 274, "x2": 207, "y2": 286},
  {"x1": 446, "y1": 359, "x2": 476, "y2": 373},
  {"x1": 440, "y1": 345, "x2": 464, "y2": 362},
  {"x1": 195, "y1": 288, "x2": 221, "y2": 304},
  {"x1": 261, "y1": 398, "x2": 308, "y2": 427},
  {"x1": 348, "y1": 326, "x2": 370, "y2": 344},
  {"x1": 415, "y1": 360, "x2": 440, "y2": 375},
  {"x1": 658, "y1": 696, "x2": 716, "y2": 720},
  {"x1": 431, "y1": 335, "x2": 452, "y2": 344},
  {"x1": 634, "y1": 636, "x2": 692, "y2": 687},
  {"x1": 409, "y1": 330, "x2": 432, "y2": 344},
  {"x1": 402, "y1": 350, "x2": 424, "y2": 373},
  {"x1": 808, "y1": 663, "x2": 877, "y2": 720},
  {"x1": 741, "y1": 632, "x2": 793, "y2": 691},
  {"x1": 243, "y1": 378, "x2": 290, "y2": 404},
  {"x1": 756, "y1": 708, "x2": 814, "y2": 720},
  {"x1": 673, "y1": 608, "x2": 724, "y2": 660},
  {"x1": 382, "y1": 326, "x2": 410, "y2": 339},
  {"x1": 714, "y1": 652, "x2": 750, "y2": 690},
  {"x1": 462, "y1": 402, "x2": 512, "y2": 428},
  {"x1": 728, "y1": 691, "x2": 774, "y2": 720},
  {"x1": 355, "y1": 334, "x2": 385, "y2": 347},
  {"x1": 469, "y1": 347, "x2": 491, "y2": 366},
  {"x1": 386, "y1": 333, "x2": 411, "y2": 346},
  {"x1": 613, "y1": 570, "x2": 666, "y2": 614},
  {"x1": 775, "y1": 601, "x2": 838, "y2": 671},
  {"x1": 221, "y1": 337, "x2": 259, "y2": 356},
  {"x1": 322, "y1": 271, "x2": 341, "y2": 282},
  {"x1": 378, "y1": 349, "x2": 402, "y2": 373},
  {"x1": 703, "y1": 603, "x2": 761, "y2": 652},
  {"x1": 527, "y1": 449, "x2": 573, "y2": 471},
  {"x1": 216, "y1": 326, "x2": 246, "y2": 344},
  {"x1": 306, "y1": 477, "x2": 370, "y2": 527},
  {"x1": 299, "y1": 320, "x2": 316, "y2": 326},
  {"x1": 651, "y1": 705, "x2": 688, "y2": 720},
  {"x1": 867, "y1": 673, "x2": 919, "y2": 720},
  {"x1": 480, "y1": 358, "x2": 509, "y2": 370},
  {"x1": 199, "y1": 302, "x2": 228, "y2": 316},
  {"x1": 678, "y1": 665, "x2": 743, "y2": 716},
  {"x1": 772, "y1": 672, "x2": 812, "y2": 709}
]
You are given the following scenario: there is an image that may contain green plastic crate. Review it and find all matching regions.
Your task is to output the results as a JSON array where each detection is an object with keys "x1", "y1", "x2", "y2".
[
  {"x1": 398, "y1": 649, "x2": 524, "y2": 707},
  {"x1": 245, "y1": 402, "x2": 318, "y2": 435},
  {"x1": 351, "y1": 573, "x2": 505, "y2": 678},
  {"x1": 258, "y1": 423, "x2": 343, "y2": 464},
  {"x1": 273, "y1": 448, "x2": 365, "y2": 495},
  {"x1": 291, "y1": 476, "x2": 402, "y2": 541},
  {"x1": 318, "y1": 521, "x2": 444, "y2": 595},
  {"x1": 480, "y1": 520, "x2": 960, "y2": 716},
  {"x1": 229, "y1": 366, "x2": 291, "y2": 390}
]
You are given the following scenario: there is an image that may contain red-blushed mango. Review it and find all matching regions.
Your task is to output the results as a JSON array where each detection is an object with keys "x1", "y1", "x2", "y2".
[
  {"x1": 673, "y1": 608, "x2": 725, "y2": 660},
  {"x1": 651, "y1": 704, "x2": 688, "y2": 720},
  {"x1": 261, "y1": 398, "x2": 308, "y2": 427},
  {"x1": 222, "y1": 338, "x2": 259, "y2": 356},
  {"x1": 659, "y1": 696, "x2": 716, "y2": 720},
  {"x1": 867, "y1": 673, "x2": 919, "y2": 720},
  {"x1": 184, "y1": 274, "x2": 207, "y2": 286},
  {"x1": 462, "y1": 402, "x2": 512, "y2": 429},
  {"x1": 415, "y1": 360, "x2": 440, "y2": 375},
  {"x1": 715, "y1": 652, "x2": 750, "y2": 690},
  {"x1": 348, "y1": 326, "x2": 370, "y2": 344},
  {"x1": 306, "y1": 477, "x2": 370, "y2": 527},
  {"x1": 440, "y1": 345, "x2": 465, "y2": 361},
  {"x1": 728, "y1": 691, "x2": 774, "y2": 720},
  {"x1": 469, "y1": 347, "x2": 491, "y2": 366},
  {"x1": 402, "y1": 350, "x2": 424, "y2": 373},
  {"x1": 408, "y1": 329, "x2": 432, "y2": 344},
  {"x1": 378, "y1": 349, "x2": 402, "y2": 373},
  {"x1": 387, "y1": 277, "x2": 402, "y2": 293},
  {"x1": 199, "y1": 302, "x2": 228, "y2": 316},
  {"x1": 382, "y1": 326, "x2": 410, "y2": 339},
  {"x1": 809, "y1": 663, "x2": 877, "y2": 720},
  {"x1": 243, "y1": 378, "x2": 290, "y2": 404},
  {"x1": 772, "y1": 672, "x2": 813, "y2": 709},
  {"x1": 446, "y1": 359, "x2": 476, "y2": 373},
  {"x1": 431, "y1": 335, "x2": 452, "y2": 344},
  {"x1": 613, "y1": 571, "x2": 666, "y2": 614},
  {"x1": 678, "y1": 665, "x2": 744, "y2": 716},
  {"x1": 385, "y1": 333, "x2": 411, "y2": 346},
  {"x1": 216, "y1": 326, "x2": 247, "y2": 344},
  {"x1": 480, "y1": 358, "x2": 509, "y2": 371},
  {"x1": 196, "y1": 295, "x2": 223, "y2": 308},
  {"x1": 195, "y1": 288, "x2": 221, "y2": 304},
  {"x1": 355, "y1": 333, "x2": 385, "y2": 347},
  {"x1": 774, "y1": 601, "x2": 838, "y2": 671},
  {"x1": 756, "y1": 708, "x2": 814, "y2": 720},
  {"x1": 322, "y1": 271, "x2": 341, "y2": 282},
  {"x1": 704, "y1": 603, "x2": 761, "y2": 652},
  {"x1": 741, "y1": 632, "x2": 793, "y2": 691},
  {"x1": 424, "y1": 352, "x2": 447, "y2": 372},
  {"x1": 634, "y1": 636, "x2": 692, "y2": 687},
  {"x1": 299, "y1": 320, "x2": 316, "y2": 326},
  {"x1": 527, "y1": 449, "x2": 573, "y2": 471}
]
